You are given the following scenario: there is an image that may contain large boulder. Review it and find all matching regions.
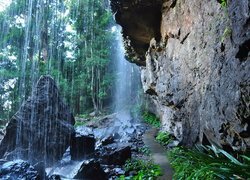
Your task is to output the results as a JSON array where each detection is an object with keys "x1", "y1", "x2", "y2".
[
  {"x1": 98, "y1": 144, "x2": 131, "y2": 166},
  {"x1": 73, "y1": 159, "x2": 107, "y2": 180},
  {"x1": 0, "y1": 75, "x2": 75, "y2": 165},
  {"x1": 70, "y1": 126, "x2": 95, "y2": 160}
]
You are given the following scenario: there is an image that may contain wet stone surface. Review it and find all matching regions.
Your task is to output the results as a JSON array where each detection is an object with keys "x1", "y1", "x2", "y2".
[
  {"x1": 47, "y1": 112, "x2": 146, "y2": 179},
  {"x1": 0, "y1": 160, "x2": 40, "y2": 180},
  {"x1": 0, "y1": 76, "x2": 75, "y2": 165}
]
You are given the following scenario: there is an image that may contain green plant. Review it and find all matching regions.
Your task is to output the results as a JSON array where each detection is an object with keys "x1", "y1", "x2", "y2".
[
  {"x1": 219, "y1": 0, "x2": 227, "y2": 7},
  {"x1": 156, "y1": 131, "x2": 172, "y2": 146},
  {"x1": 168, "y1": 145, "x2": 250, "y2": 180},
  {"x1": 138, "y1": 146, "x2": 151, "y2": 156},
  {"x1": 221, "y1": 27, "x2": 232, "y2": 42},
  {"x1": 74, "y1": 120, "x2": 86, "y2": 127},
  {"x1": 142, "y1": 112, "x2": 161, "y2": 128},
  {"x1": 77, "y1": 114, "x2": 90, "y2": 119},
  {"x1": 119, "y1": 159, "x2": 162, "y2": 180}
]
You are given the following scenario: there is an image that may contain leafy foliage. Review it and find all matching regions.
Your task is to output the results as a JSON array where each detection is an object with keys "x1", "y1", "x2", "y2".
[
  {"x1": 0, "y1": 0, "x2": 115, "y2": 120},
  {"x1": 74, "y1": 120, "x2": 87, "y2": 127},
  {"x1": 156, "y1": 131, "x2": 172, "y2": 146},
  {"x1": 219, "y1": 0, "x2": 227, "y2": 7},
  {"x1": 119, "y1": 159, "x2": 162, "y2": 180},
  {"x1": 168, "y1": 145, "x2": 250, "y2": 180},
  {"x1": 142, "y1": 112, "x2": 161, "y2": 128}
]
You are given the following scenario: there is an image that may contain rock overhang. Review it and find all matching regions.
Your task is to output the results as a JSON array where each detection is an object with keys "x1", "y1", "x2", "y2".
[{"x1": 110, "y1": 0, "x2": 163, "y2": 65}]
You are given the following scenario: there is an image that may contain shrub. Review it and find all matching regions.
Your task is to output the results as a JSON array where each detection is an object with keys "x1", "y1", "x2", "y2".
[
  {"x1": 74, "y1": 120, "x2": 86, "y2": 127},
  {"x1": 142, "y1": 112, "x2": 160, "y2": 128},
  {"x1": 119, "y1": 159, "x2": 162, "y2": 180},
  {"x1": 220, "y1": 0, "x2": 227, "y2": 7},
  {"x1": 168, "y1": 145, "x2": 250, "y2": 180},
  {"x1": 156, "y1": 131, "x2": 172, "y2": 146}
]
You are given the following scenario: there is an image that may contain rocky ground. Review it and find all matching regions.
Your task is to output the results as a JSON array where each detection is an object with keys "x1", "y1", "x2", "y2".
[
  {"x1": 0, "y1": 75, "x2": 156, "y2": 180},
  {"x1": 0, "y1": 111, "x2": 149, "y2": 180}
]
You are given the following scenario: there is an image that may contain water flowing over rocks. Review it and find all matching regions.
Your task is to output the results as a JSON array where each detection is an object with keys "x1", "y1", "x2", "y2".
[
  {"x1": 110, "y1": 0, "x2": 250, "y2": 150},
  {"x1": 0, "y1": 75, "x2": 75, "y2": 165},
  {"x1": 47, "y1": 112, "x2": 145, "y2": 179}
]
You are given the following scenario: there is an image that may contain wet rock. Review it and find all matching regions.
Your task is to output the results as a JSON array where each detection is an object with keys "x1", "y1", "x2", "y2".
[
  {"x1": 48, "y1": 174, "x2": 61, "y2": 180},
  {"x1": 99, "y1": 144, "x2": 131, "y2": 165},
  {"x1": 96, "y1": 135, "x2": 115, "y2": 150},
  {"x1": 0, "y1": 75, "x2": 75, "y2": 165},
  {"x1": 102, "y1": 166, "x2": 125, "y2": 180},
  {"x1": 70, "y1": 134, "x2": 95, "y2": 160},
  {"x1": 0, "y1": 160, "x2": 40, "y2": 180},
  {"x1": 33, "y1": 161, "x2": 46, "y2": 180},
  {"x1": 100, "y1": 136, "x2": 115, "y2": 146},
  {"x1": 93, "y1": 112, "x2": 143, "y2": 144},
  {"x1": 113, "y1": 168, "x2": 125, "y2": 176},
  {"x1": 71, "y1": 126, "x2": 95, "y2": 160},
  {"x1": 110, "y1": 0, "x2": 250, "y2": 150},
  {"x1": 46, "y1": 159, "x2": 84, "y2": 179},
  {"x1": 73, "y1": 159, "x2": 107, "y2": 180}
]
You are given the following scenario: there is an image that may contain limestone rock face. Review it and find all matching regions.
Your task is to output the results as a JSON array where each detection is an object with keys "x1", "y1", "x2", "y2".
[
  {"x1": 111, "y1": 0, "x2": 250, "y2": 150},
  {"x1": 0, "y1": 75, "x2": 75, "y2": 165}
]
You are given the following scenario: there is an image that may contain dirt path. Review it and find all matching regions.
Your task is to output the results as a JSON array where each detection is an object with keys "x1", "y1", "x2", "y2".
[{"x1": 143, "y1": 128, "x2": 173, "y2": 180}]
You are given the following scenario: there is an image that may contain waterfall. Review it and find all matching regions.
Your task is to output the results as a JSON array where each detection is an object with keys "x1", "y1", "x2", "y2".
[
  {"x1": 0, "y1": 0, "x2": 74, "y2": 167},
  {"x1": 113, "y1": 26, "x2": 141, "y2": 114},
  {"x1": 0, "y1": 0, "x2": 142, "y2": 174}
]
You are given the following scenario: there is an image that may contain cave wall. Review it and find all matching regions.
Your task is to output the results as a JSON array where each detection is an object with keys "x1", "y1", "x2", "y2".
[{"x1": 111, "y1": 0, "x2": 250, "y2": 150}]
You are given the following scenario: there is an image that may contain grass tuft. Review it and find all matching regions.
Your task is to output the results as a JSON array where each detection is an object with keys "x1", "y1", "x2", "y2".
[{"x1": 156, "y1": 131, "x2": 173, "y2": 146}]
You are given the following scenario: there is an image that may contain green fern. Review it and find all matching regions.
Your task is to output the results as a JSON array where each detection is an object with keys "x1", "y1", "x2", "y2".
[
  {"x1": 168, "y1": 145, "x2": 250, "y2": 179},
  {"x1": 156, "y1": 131, "x2": 173, "y2": 146},
  {"x1": 119, "y1": 159, "x2": 162, "y2": 180}
]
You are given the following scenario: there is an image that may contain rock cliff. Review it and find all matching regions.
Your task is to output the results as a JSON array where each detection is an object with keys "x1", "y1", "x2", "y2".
[{"x1": 111, "y1": 0, "x2": 250, "y2": 150}]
